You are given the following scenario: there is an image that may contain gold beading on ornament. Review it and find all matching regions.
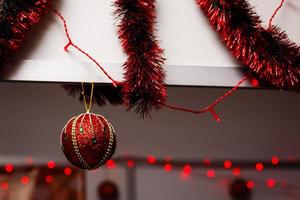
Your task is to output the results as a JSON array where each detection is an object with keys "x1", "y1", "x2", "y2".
[
  {"x1": 60, "y1": 117, "x2": 75, "y2": 150},
  {"x1": 71, "y1": 114, "x2": 90, "y2": 169},
  {"x1": 95, "y1": 115, "x2": 116, "y2": 168}
]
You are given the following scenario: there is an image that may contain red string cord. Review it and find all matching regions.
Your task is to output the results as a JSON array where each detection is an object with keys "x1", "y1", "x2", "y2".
[
  {"x1": 162, "y1": 76, "x2": 248, "y2": 122},
  {"x1": 50, "y1": 7, "x2": 120, "y2": 87},
  {"x1": 51, "y1": 7, "x2": 249, "y2": 122},
  {"x1": 268, "y1": 0, "x2": 286, "y2": 29},
  {"x1": 161, "y1": 1, "x2": 287, "y2": 120}
]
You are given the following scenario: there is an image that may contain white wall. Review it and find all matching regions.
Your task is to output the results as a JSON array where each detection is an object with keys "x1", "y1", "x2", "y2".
[
  {"x1": 0, "y1": 82, "x2": 299, "y2": 200},
  {"x1": 5, "y1": 0, "x2": 300, "y2": 86}
]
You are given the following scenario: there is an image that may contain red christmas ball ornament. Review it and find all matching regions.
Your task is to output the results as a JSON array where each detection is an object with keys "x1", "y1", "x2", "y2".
[{"x1": 60, "y1": 112, "x2": 116, "y2": 170}]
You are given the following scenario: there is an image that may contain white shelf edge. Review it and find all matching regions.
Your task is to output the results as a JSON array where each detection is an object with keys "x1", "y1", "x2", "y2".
[{"x1": 1, "y1": 60, "x2": 252, "y2": 87}]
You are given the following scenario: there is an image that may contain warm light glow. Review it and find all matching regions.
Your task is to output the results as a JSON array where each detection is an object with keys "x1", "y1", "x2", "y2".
[
  {"x1": 5, "y1": 164, "x2": 14, "y2": 173},
  {"x1": 224, "y1": 160, "x2": 232, "y2": 169},
  {"x1": 0, "y1": 182, "x2": 9, "y2": 190},
  {"x1": 147, "y1": 155, "x2": 157, "y2": 165},
  {"x1": 232, "y1": 168, "x2": 241, "y2": 176},
  {"x1": 47, "y1": 161, "x2": 56, "y2": 169},
  {"x1": 255, "y1": 163, "x2": 264, "y2": 172},
  {"x1": 64, "y1": 167, "x2": 72, "y2": 176},
  {"x1": 183, "y1": 165, "x2": 192, "y2": 174},
  {"x1": 251, "y1": 78, "x2": 259, "y2": 87},
  {"x1": 127, "y1": 160, "x2": 135, "y2": 168},
  {"x1": 203, "y1": 158, "x2": 211, "y2": 166},
  {"x1": 21, "y1": 176, "x2": 30, "y2": 185},
  {"x1": 164, "y1": 164, "x2": 172, "y2": 172},
  {"x1": 206, "y1": 170, "x2": 215, "y2": 178},
  {"x1": 106, "y1": 160, "x2": 116, "y2": 169},
  {"x1": 180, "y1": 165, "x2": 192, "y2": 180},
  {"x1": 272, "y1": 156, "x2": 280, "y2": 165},
  {"x1": 247, "y1": 180, "x2": 255, "y2": 189},
  {"x1": 45, "y1": 175, "x2": 54, "y2": 184},
  {"x1": 267, "y1": 179, "x2": 276, "y2": 188}
]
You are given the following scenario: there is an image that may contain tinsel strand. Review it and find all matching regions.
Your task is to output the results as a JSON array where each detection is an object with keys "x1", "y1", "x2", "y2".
[
  {"x1": 0, "y1": 0, "x2": 52, "y2": 67},
  {"x1": 196, "y1": 0, "x2": 300, "y2": 90},
  {"x1": 114, "y1": 0, "x2": 167, "y2": 117},
  {"x1": 53, "y1": 7, "x2": 247, "y2": 121}
]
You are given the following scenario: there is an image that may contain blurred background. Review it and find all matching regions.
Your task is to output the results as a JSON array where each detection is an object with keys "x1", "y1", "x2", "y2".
[{"x1": 0, "y1": 82, "x2": 299, "y2": 200}]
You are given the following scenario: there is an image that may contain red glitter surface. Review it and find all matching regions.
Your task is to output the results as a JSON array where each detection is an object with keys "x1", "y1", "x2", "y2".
[
  {"x1": 61, "y1": 113, "x2": 116, "y2": 169},
  {"x1": 0, "y1": 0, "x2": 52, "y2": 66},
  {"x1": 195, "y1": 0, "x2": 300, "y2": 90}
]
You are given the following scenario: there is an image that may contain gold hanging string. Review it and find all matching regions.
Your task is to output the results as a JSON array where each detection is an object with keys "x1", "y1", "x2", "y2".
[
  {"x1": 81, "y1": 82, "x2": 94, "y2": 113},
  {"x1": 89, "y1": 82, "x2": 94, "y2": 112}
]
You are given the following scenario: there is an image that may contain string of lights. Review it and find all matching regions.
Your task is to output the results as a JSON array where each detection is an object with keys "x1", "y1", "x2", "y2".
[
  {"x1": 0, "y1": 155, "x2": 298, "y2": 194},
  {"x1": 51, "y1": 0, "x2": 289, "y2": 121},
  {"x1": 102, "y1": 155, "x2": 300, "y2": 192},
  {"x1": 0, "y1": 161, "x2": 76, "y2": 191},
  {"x1": 107, "y1": 155, "x2": 300, "y2": 170},
  {"x1": 51, "y1": 6, "x2": 253, "y2": 122}
]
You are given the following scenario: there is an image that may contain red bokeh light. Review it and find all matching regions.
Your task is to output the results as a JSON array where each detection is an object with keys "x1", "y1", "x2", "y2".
[
  {"x1": 106, "y1": 160, "x2": 116, "y2": 169},
  {"x1": 21, "y1": 176, "x2": 30, "y2": 185},
  {"x1": 247, "y1": 180, "x2": 255, "y2": 189},
  {"x1": 232, "y1": 168, "x2": 241, "y2": 176},
  {"x1": 127, "y1": 160, "x2": 135, "y2": 168},
  {"x1": 0, "y1": 182, "x2": 9, "y2": 190},
  {"x1": 147, "y1": 155, "x2": 157, "y2": 165},
  {"x1": 64, "y1": 167, "x2": 72, "y2": 176},
  {"x1": 45, "y1": 175, "x2": 53, "y2": 184},
  {"x1": 47, "y1": 161, "x2": 56, "y2": 169},
  {"x1": 224, "y1": 160, "x2": 232, "y2": 169},
  {"x1": 206, "y1": 170, "x2": 215, "y2": 178},
  {"x1": 251, "y1": 78, "x2": 259, "y2": 87},
  {"x1": 272, "y1": 156, "x2": 280, "y2": 165},
  {"x1": 183, "y1": 165, "x2": 192, "y2": 174},
  {"x1": 255, "y1": 163, "x2": 264, "y2": 172},
  {"x1": 5, "y1": 164, "x2": 14, "y2": 173},
  {"x1": 267, "y1": 179, "x2": 276, "y2": 188},
  {"x1": 203, "y1": 158, "x2": 211, "y2": 166},
  {"x1": 164, "y1": 164, "x2": 172, "y2": 172},
  {"x1": 180, "y1": 165, "x2": 192, "y2": 180}
]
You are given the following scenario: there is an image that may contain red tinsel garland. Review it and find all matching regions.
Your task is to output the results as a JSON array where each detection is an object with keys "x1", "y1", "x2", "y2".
[
  {"x1": 114, "y1": 0, "x2": 167, "y2": 117},
  {"x1": 54, "y1": 5, "x2": 248, "y2": 121},
  {"x1": 196, "y1": 0, "x2": 300, "y2": 90},
  {"x1": 0, "y1": 0, "x2": 52, "y2": 67}
]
